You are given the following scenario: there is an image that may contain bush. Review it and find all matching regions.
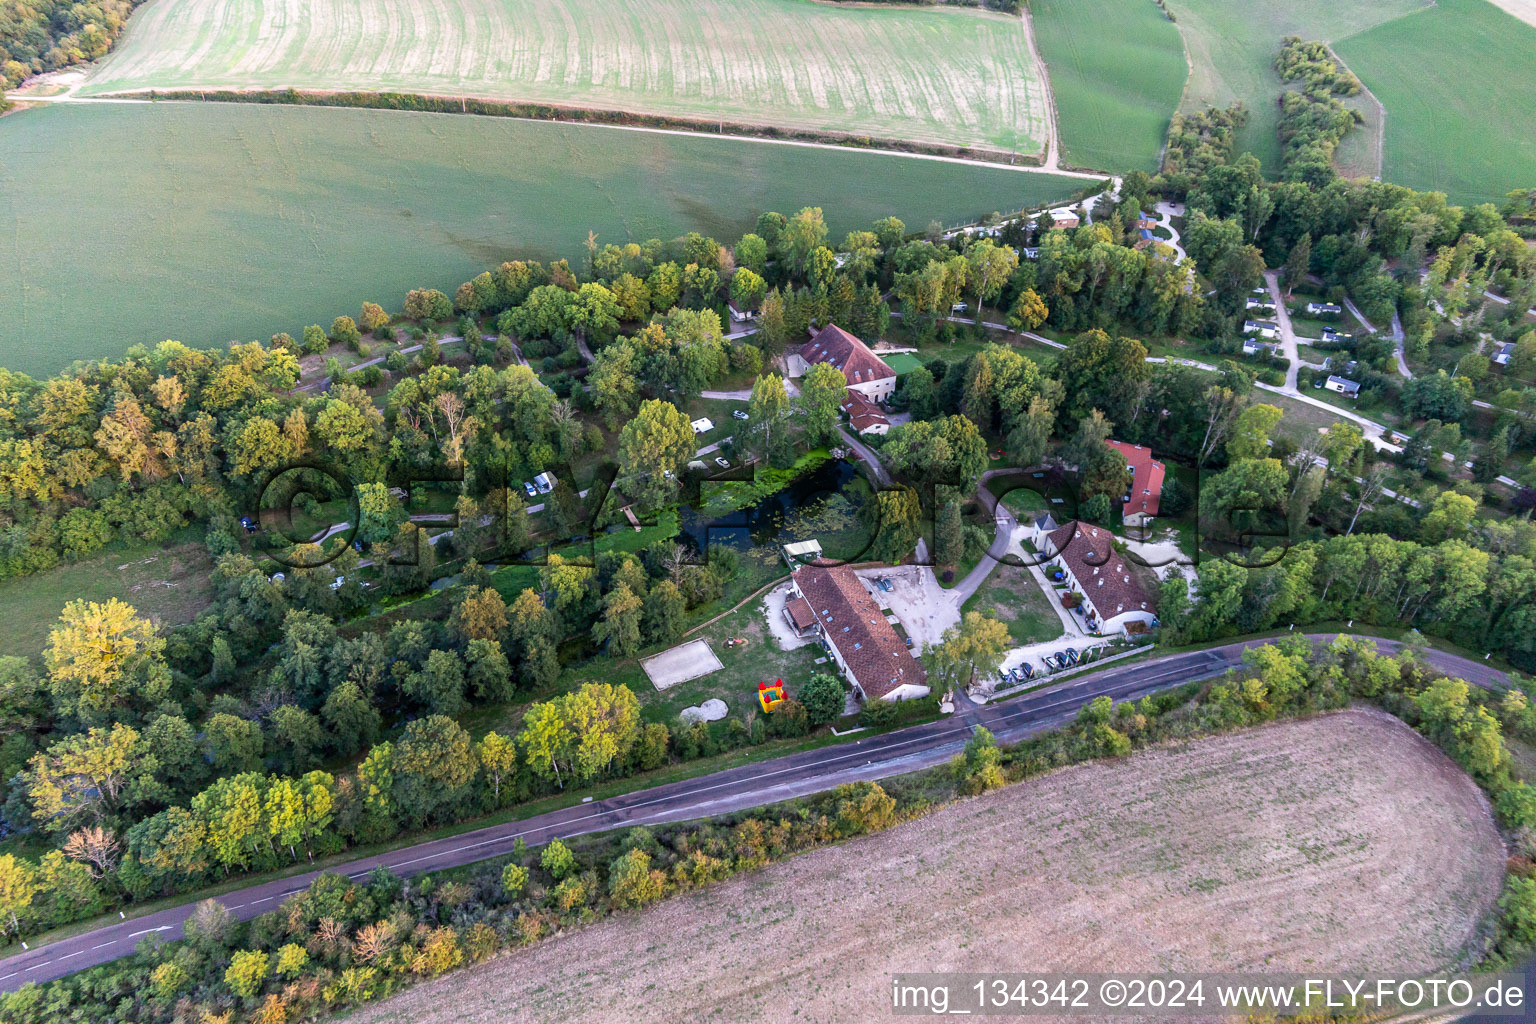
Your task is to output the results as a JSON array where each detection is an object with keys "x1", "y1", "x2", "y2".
[
  {"x1": 301, "y1": 325, "x2": 328, "y2": 355},
  {"x1": 1501, "y1": 876, "x2": 1536, "y2": 946},
  {"x1": 501, "y1": 862, "x2": 528, "y2": 897},
  {"x1": 540, "y1": 839, "x2": 577, "y2": 880},
  {"x1": 767, "y1": 697, "x2": 809, "y2": 737},
  {"x1": 798, "y1": 673, "x2": 846, "y2": 727},
  {"x1": 607, "y1": 849, "x2": 664, "y2": 909}
]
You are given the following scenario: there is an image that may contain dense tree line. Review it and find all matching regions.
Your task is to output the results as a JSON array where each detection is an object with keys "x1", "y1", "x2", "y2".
[
  {"x1": 12, "y1": 635, "x2": 1536, "y2": 1022},
  {"x1": 1273, "y1": 38, "x2": 1363, "y2": 182},
  {"x1": 0, "y1": 0, "x2": 146, "y2": 86}
]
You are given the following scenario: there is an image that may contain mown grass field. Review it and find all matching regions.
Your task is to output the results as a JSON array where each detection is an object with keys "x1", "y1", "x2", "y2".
[
  {"x1": 0, "y1": 102, "x2": 1085, "y2": 376},
  {"x1": 0, "y1": 536, "x2": 214, "y2": 659},
  {"x1": 1030, "y1": 0, "x2": 1188, "y2": 172},
  {"x1": 1333, "y1": 0, "x2": 1536, "y2": 204},
  {"x1": 80, "y1": 0, "x2": 1047, "y2": 152},
  {"x1": 1167, "y1": 0, "x2": 1428, "y2": 174}
]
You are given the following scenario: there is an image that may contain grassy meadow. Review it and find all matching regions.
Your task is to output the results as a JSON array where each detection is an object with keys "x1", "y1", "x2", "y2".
[
  {"x1": 1166, "y1": 0, "x2": 1429, "y2": 174},
  {"x1": 0, "y1": 102, "x2": 1086, "y2": 376},
  {"x1": 1030, "y1": 0, "x2": 1188, "y2": 172},
  {"x1": 80, "y1": 0, "x2": 1047, "y2": 152},
  {"x1": 1333, "y1": 0, "x2": 1536, "y2": 204}
]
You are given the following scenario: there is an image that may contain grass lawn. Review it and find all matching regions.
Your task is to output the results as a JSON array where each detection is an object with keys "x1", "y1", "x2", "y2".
[
  {"x1": 1030, "y1": 0, "x2": 1188, "y2": 172},
  {"x1": 82, "y1": 0, "x2": 1049, "y2": 153},
  {"x1": 882, "y1": 352, "x2": 924, "y2": 374},
  {"x1": 961, "y1": 562, "x2": 1062, "y2": 647},
  {"x1": 0, "y1": 103, "x2": 1085, "y2": 377},
  {"x1": 1167, "y1": 0, "x2": 1428, "y2": 174},
  {"x1": 1261, "y1": 390, "x2": 1359, "y2": 445},
  {"x1": 1333, "y1": 0, "x2": 1536, "y2": 205},
  {"x1": 680, "y1": 396, "x2": 750, "y2": 453},
  {"x1": 630, "y1": 596, "x2": 826, "y2": 723},
  {"x1": 0, "y1": 534, "x2": 215, "y2": 658}
]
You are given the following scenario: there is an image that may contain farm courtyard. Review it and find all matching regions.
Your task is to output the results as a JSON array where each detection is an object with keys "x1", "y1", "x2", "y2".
[{"x1": 335, "y1": 710, "x2": 1504, "y2": 1024}]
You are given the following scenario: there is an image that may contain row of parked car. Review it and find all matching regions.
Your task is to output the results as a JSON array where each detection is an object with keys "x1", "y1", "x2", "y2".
[{"x1": 999, "y1": 647, "x2": 1083, "y2": 687}]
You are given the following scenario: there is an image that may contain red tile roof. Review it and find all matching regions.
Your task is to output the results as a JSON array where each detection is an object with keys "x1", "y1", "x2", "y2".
[
  {"x1": 1105, "y1": 440, "x2": 1165, "y2": 518},
  {"x1": 840, "y1": 389, "x2": 889, "y2": 433},
  {"x1": 784, "y1": 596, "x2": 817, "y2": 632},
  {"x1": 800, "y1": 324, "x2": 894, "y2": 388},
  {"x1": 1043, "y1": 521, "x2": 1153, "y2": 623},
  {"x1": 793, "y1": 564, "x2": 926, "y2": 699}
]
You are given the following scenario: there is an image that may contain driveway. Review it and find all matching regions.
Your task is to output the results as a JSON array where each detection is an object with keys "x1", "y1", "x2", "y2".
[
  {"x1": 762, "y1": 581, "x2": 815, "y2": 652},
  {"x1": 1151, "y1": 202, "x2": 1187, "y2": 260},
  {"x1": 1264, "y1": 270, "x2": 1302, "y2": 391}
]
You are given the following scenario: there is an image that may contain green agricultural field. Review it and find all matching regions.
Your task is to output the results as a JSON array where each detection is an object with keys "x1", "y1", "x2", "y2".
[
  {"x1": 1167, "y1": 0, "x2": 1428, "y2": 174},
  {"x1": 80, "y1": 0, "x2": 1047, "y2": 153},
  {"x1": 0, "y1": 102, "x2": 1086, "y2": 376},
  {"x1": 1333, "y1": 0, "x2": 1536, "y2": 204},
  {"x1": 1030, "y1": 0, "x2": 1188, "y2": 172}
]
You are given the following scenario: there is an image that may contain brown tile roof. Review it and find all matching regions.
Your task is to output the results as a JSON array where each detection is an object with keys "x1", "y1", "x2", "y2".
[
  {"x1": 1105, "y1": 440, "x2": 1165, "y2": 518},
  {"x1": 784, "y1": 596, "x2": 817, "y2": 633},
  {"x1": 799, "y1": 324, "x2": 894, "y2": 387},
  {"x1": 793, "y1": 564, "x2": 926, "y2": 699},
  {"x1": 839, "y1": 389, "x2": 889, "y2": 433},
  {"x1": 1043, "y1": 521, "x2": 1153, "y2": 623}
]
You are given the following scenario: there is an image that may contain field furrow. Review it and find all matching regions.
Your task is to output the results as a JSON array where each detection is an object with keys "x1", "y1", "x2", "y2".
[{"x1": 80, "y1": 0, "x2": 1047, "y2": 153}]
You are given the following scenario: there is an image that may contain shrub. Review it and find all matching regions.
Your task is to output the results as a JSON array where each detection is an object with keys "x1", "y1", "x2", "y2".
[
  {"x1": 607, "y1": 849, "x2": 664, "y2": 909},
  {"x1": 274, "y1": 943, "x2": 308, "y2": 979},
  {"x1": 500, "y1": 862, "x2": 528, "y2": 897},
  {"x1": 1501, "y1": 876, "x2": 1536, "y2": 946},
  {"x1": 540, "y1": 839, "x2": 577, "y2": 880},
  {"x1": 225, "y1": 949, "x2": 270, "y2": 999},
  {"x1": 331, "y1": 316, "x2": 362, "y2": 350},
  {"x1": 798, "y1": 673, "x2": 846, "y2": 727}
]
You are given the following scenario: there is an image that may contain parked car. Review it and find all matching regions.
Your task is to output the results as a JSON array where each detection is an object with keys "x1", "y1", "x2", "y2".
[
  {"x1": 715, "y1": 456, "x2": 730, "y2": 469},
  {"x1": 329, "y1": 575, "x2": 347, "y2": 591},
  {"x1": 240, "y1": 516, "x2": 258, "y2": 533},
  {"x1": 876, "y1": 577, "x2": 894, "y2": 593},
  {"x1": 1063, "y1": 647, "x2": 1079, "y2": 664},
  {"x1": 1019, "y1": 662, "x2": 1036, "y2": 680},
  {"x1": 951, "y1": 302, "x2": 968, "y2": 313},
  {"x1": 732, "y1": 409, "x2": 749, "y2": 421},
  {"x1": 522, "y1": 481, "x2": 538, "y2": 498},
  {"x1": 904, "y1": 636, "x2": 913, "y2": 648}
]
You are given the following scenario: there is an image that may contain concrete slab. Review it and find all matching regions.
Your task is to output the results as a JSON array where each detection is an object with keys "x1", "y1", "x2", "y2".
[
  {"x1": 762, "y1": 581, "x2": 815, "y2": 651},
  {"x1": 641, "y1": 638, "x2": 724, "y2": 690},
  {"x1": 679, "y1": 698, "x2": 729, "y2": 723}
]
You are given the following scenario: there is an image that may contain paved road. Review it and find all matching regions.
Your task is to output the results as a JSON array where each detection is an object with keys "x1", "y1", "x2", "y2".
[{"x1": 0, "y1": 635, "x2": 1503, "y2": 992}]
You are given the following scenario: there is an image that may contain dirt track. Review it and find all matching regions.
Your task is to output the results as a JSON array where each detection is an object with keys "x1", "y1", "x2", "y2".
[{"x1": 340, "y1": 710, "x2": 1505, "y2": 1024}]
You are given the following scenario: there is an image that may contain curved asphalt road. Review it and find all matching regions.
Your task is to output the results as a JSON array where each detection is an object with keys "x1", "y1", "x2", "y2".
[{"x1": 0, "y1": 635, "x2": 1504, "y2": 991}]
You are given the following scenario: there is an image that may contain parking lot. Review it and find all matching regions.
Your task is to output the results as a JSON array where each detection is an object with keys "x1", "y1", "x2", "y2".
[
  {"x1": 852, "y1": 565, "x2": 957, "y2": 652},
  {"x1": 977, "y1": 637, "x2": 1113, "y2": 697}
]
